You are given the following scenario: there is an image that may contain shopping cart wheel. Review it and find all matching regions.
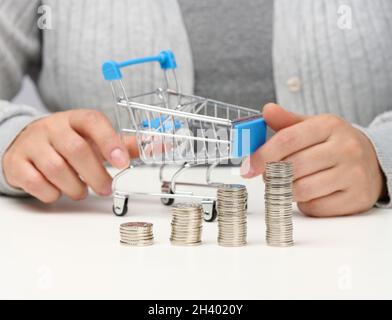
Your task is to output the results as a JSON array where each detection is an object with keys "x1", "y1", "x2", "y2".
[
  {"x1": 161, "y1": 192, "x2": 175, "y2": 206},
  {"x1": 202, "y1": 200, "x2": 217, "y2": 222},
  {"x1": 161, "y1": 183, "x2": 175, "y2": 206},
  {"x1": 112, "y1": 195, "x2": 129, "y2": 217}
]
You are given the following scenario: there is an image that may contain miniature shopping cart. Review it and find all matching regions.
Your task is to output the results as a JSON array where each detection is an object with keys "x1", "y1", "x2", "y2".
[{"x1": 102, "y1": 50, "x2": 267, "y2": 221}]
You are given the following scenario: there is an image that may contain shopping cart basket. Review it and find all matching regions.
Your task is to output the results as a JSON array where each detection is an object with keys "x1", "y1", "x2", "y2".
[{"x1": 102, "y1": 50, "x2": 267, "y2": 221}]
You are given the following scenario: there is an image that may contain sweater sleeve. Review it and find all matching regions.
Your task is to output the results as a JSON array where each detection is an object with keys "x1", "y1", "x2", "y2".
[
  {"x1": 0, "y1": 0, "x2": 46, "y2": 196},
  {"x1": 356, "y1": 111, "x2": 392, "y2": 208}
]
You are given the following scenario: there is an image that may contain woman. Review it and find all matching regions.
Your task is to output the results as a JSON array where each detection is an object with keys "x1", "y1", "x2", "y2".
[{"x1": 0, "y1": 0, "x2": 391, "y2": 217}]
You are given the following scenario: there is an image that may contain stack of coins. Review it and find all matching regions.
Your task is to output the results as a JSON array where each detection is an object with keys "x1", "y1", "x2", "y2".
[
  {"x1": 265, "y1": 162, "x2": 294, "y2": 247},
  {"x1": 217, "y1": 184, "x2": 248, "y2": 247},
  {"x1": 120, "y1": 222, "x2": 154, "y2": 246},
  {"x1": 170, "y1": 203, "x2": 203, "y2": 246}
]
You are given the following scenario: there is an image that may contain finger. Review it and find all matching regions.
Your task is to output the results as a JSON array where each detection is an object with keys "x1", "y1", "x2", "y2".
[
  {"x1": 293, "y1": 167, "x2": 346, "y2": 202},
  {"x1": 30, "y1": 145, "x2": 88, "y2": 201},
  {"x1": 284, "y1": 141, "x2": 338, "y2": 180},
  {"x1": 122, "y1": 135, "x2": 139, "y2": 158},
  {"x1": 87, "y1": 135, "x2": 139, "y2": 162},
  {"x1": 69, "y1": 110, "x2": 130, "y2": 169},
  {"x1": 242, "y1": 116, "x2": 333, "y2": 178},
  {"x1": 85, "y1": 137, "x2": 106, "y2": 163},
  {"x1": 16, "y1": 161, "x2": 61, "y2": 203},
  {"x1": 262, "y1": 103, "x2": 307, "y2": 131},
  {"x1": 50, "y1": 129, "x2": 113, "y2": 196},
  {"x1": 241, "y1": 103, "x2": 307, "y2": 177},
  {"x1": 298, "y1": 190, "x2": 370, "y2": 217}
]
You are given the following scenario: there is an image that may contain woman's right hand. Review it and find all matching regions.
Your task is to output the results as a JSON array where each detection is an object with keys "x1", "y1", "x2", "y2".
[{"x1": 2, "y1": 109, "x2": 133, "y2": 203}]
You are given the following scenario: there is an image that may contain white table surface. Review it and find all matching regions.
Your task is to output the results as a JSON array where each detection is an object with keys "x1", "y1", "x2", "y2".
[{"x1": 1, "y1": 166, "x2": 391, "y2": 300}]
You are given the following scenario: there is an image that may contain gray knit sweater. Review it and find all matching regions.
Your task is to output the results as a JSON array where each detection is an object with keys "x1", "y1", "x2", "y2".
[{"x1": 1, "y1": 0, "x2": 392, "y2": 208}]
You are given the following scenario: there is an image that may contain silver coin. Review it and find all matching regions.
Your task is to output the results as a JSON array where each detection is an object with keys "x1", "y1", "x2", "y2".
[
  {"x1": 265, "y1": 162, "x2": 295, "y2": 248},
  {"x1": 218, "y1": 229, "x2": 248, "y2": 234},
  {"x1": 120, "y1": 233, "x2": 154, "y2": 239},
  {"x1": 217, "y1": 184, "x2": 248, "y2": 247},
  {"x1": 121, "y1": 234, "x2": 154, "y2": 239},
  {"x1": 218, "y1": 241, "x2": 247, "y2": 247},
  {"x1": 119, "y1": 222, "x2": 154, "y2": 246},
  {"x1": 170, "y1": 224, "x2": 203, "y2": 229},
  {"x1": 266, "y1": 235, "x2": 293, "y2": 240},
  {"x1": 120, "y1": 222, "x2": 153, "y2": 229},
  {"x1": 266, "y1": 241, "x2": 294, "y2": 247},
  {"x1": 170, "y1": 203, "x2": 203, "y2": 245},
  {"x1": 170, "y1": 242, "x2": 202, "y2": 247},
  {"x1": 219, "y1": 228, "x2": 247, "y2": 233},
  {"x1": 218, "y1": 218, "x2": 247, "y2": 223},
  {"x1": 120, "y1": 230, "x2": 153, "y2": 235},
  {"x1": 120, "y1": 240, "x2": 154, "y2": 247}
]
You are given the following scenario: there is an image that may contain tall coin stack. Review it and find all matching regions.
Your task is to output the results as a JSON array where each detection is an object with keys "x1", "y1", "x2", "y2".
[
  {"x1": 170, "y1": 203, "x2": 203, "y2": 246},
  {"x1": 120, "y1": 222, "x2": 154, "y2": 246},
  {"x1": 265, "y1": 162, "x2": 294, "y2": 247},
  {"x1": 217, "y1": 184, "x2": 248, "y2": 247}
]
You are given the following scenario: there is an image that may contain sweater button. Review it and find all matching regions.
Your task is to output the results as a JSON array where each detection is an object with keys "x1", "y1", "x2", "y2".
[{"x1": 287, "y1": 76, "x2": 302, "y2": 92}]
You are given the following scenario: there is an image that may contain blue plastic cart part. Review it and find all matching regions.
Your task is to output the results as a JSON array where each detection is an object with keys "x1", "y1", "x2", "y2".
[
  {"x1": 141, "y1": 116, "x2": 182, "y2": 133},
  {"x1": 102, "y1": 50, "x2": 177, "y2": 81},
  {"x1": 232, "y1": 115, "x2": 266, "y2": 158}
]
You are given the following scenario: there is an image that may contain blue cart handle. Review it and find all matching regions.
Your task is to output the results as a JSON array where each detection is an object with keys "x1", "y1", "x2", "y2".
[
  {"x1": 102, "y1": 50, "x2": 177, "y2": 81},
  {"x1": 232, "y1": 115, "x2": 267, "y2": 158}
]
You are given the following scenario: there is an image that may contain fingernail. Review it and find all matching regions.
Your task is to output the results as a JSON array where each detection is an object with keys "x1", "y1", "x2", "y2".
[
  {"x1": 240, "y1": 158, "x2": 255, "y2": 178},
  {"x1": 110, "y1": 148, "x2": 129, "y2": 168}
]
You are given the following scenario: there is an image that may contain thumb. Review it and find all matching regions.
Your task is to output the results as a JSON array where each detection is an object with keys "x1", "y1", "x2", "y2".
[
  {"x1": 239, "y1": 103, "x2": 306, "y2": 178},
  {"x1": 263, "y1": 103, "x2": 306, "y2": 132}
]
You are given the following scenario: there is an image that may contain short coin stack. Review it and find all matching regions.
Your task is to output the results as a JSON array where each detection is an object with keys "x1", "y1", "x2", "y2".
[
  {"x1": 265, "y1": 161, "x2": 294, "y2": 247},
  {"x1": 120, "y1": 222, "x2": 154, "y2": 246},
  {"x1": 170, "y1": 203, "x2": 203, "y2": 246},
  {"x1": 217, "y1": 184, "x2": 248, "y2": 247}
]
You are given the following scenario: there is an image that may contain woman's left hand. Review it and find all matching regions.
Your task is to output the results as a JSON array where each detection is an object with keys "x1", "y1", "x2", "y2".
[{"x1": 241, "y1": 103, "x2": 386, "y2": 217}]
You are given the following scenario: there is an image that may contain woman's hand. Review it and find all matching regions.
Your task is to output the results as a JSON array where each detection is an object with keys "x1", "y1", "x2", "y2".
[
  {"x1": 241, "y1": 104, "x2": 386, "y2": 217},
  {"x1": 2, "y1": 109, "x2": 137, "y2": 203}
]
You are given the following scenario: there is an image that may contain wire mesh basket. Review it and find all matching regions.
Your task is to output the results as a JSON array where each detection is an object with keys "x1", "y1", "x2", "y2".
[{"x1": 102, "y1": 50, "x2": 267, "y2": 221}]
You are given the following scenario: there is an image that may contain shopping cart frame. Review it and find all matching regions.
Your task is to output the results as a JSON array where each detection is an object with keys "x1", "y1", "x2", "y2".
[{"x1": 102, "y1": 50, "x2": 267, "y2": 221}]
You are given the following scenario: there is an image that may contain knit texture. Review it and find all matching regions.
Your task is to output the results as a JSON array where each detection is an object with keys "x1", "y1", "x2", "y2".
[
  {"x1": 178, "y1": 0, "x2": 275, "y2": 108},
  {"x1": 273, "y1": 0, "x2": 392, "y2": 206},
  {"x1": 0, "y1": 0, "x2": 194, "y2": 194},
  {"x1": 1, "y1": 0, "x2": 392, "y2": 207}
]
